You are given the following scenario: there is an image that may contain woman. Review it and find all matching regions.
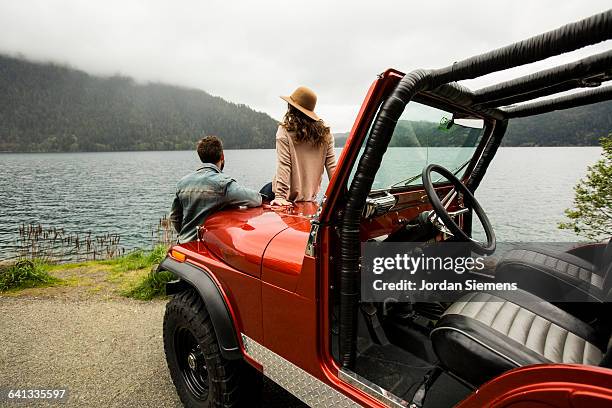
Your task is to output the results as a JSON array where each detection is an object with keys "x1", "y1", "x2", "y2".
[{"x1": 264, "y1": 86, "x2": 336, "y2": 206}]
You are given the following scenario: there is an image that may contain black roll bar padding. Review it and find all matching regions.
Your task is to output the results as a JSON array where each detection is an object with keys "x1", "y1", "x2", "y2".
[
  {"x1": 473, "y1": 50, "x2": 612, "y2": 108},
  {"x1": 339, "y1": 69, "x2": 433, "y2": 367},
  {"x1": 338, "y1": 9, "x2": 612, "y2": 369},
  {"x1": 422, "y1": 82, "x2": 505, "y2": 120},
  {"x1": 466, "y1": 120, "x2": 509, "y2": 193},
  {"x1": 481, "y1": 81, "x2": 593, "y2": 110},
  {"x1": 429, "y1": 81, "x2": 474, "y2": 106},
  {"x1": 503, "y1": 84, "x2": 612, "y2": 118},
  {"x1": 432, "y1": 9, "x2": 612, "y2": 84}
]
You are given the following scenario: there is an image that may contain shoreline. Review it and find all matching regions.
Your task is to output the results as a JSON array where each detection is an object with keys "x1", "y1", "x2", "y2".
[{"x1": 0, "y1": 145, "x2": 605, "y2": 154}]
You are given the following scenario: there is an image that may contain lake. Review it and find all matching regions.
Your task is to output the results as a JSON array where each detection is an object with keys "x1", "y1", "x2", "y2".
[{"x1": 0, "y1": 147, "x2": 603, "y2": 260}]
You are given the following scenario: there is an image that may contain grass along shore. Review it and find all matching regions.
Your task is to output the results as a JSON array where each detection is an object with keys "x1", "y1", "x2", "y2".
[{"x1": 0, "y1": 245, "x2": 175, "y2": 300}]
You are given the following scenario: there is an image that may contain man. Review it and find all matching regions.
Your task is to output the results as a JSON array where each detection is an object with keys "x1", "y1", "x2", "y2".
[{"x1": 170, "y1": 135, "x2": 262, "y2": 243}]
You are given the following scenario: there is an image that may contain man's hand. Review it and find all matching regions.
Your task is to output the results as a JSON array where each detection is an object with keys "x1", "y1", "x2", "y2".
[{"x1": 270, "y1": 198, "x2": 292, "y2": 207}]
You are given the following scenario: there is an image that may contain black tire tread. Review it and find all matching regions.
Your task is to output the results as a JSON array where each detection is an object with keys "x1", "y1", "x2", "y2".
[{"x1": 163, "y1": 289, "x2": 259, "y2": 408}]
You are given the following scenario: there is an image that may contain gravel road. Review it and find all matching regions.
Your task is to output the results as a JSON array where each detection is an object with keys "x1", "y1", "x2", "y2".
[{"x1": 0, "y1": 297, "x2": 304, "y2": 407}]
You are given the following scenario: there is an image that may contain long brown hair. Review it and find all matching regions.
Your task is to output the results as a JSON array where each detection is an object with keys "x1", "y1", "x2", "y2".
[{"x1": 280, "y1": 105, "x2": 330, "y2": 147}]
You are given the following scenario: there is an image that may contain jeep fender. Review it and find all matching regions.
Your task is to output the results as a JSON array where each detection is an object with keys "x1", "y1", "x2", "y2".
[{"x1": 158, "y1": 257, "x2": 241, "y2": 360}]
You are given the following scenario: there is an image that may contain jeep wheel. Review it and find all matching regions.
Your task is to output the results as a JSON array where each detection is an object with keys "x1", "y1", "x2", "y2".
[{"x1": 163, "y1": 289, "x2": 260, "y2": 407}]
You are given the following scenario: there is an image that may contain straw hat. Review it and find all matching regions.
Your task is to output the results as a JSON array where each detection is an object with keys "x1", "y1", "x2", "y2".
[{"x1": 280, "y1": 86, "x2": 319, "y2": 121}]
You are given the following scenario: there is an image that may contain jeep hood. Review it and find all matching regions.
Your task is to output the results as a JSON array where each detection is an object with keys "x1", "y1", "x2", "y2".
[{"x1": 200, "y1": 203, "x2": 317, "y2": 278}]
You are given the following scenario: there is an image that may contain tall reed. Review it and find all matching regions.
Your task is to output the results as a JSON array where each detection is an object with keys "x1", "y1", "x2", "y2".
[{"x1": 7, "y1": 216, "x2": 176, "y2": 264}]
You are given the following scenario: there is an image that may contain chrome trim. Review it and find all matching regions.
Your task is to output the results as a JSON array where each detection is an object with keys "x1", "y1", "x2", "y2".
[
  {"x1": 441, "y1": 189, "x2": 457, "y2": 210},
  {"x1": 305, "y1": 222, "x2": 320, "y2": 257},
  {"x1": 339, "y1": 368, "x2": 409, "y2": 408},
  {"x1": 241, "y1": 334, "x2": 361, "y2": 408},
  {"x1": 447, "y1": 207, "x2": 470, "y2": 217},
  {"x1": 364, "y1": 192, "x2": 397, "y2": 219}
]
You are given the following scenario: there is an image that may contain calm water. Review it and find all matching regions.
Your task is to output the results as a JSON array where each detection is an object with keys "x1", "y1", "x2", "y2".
[{"x1": 0, "y1": 147, "x2": 603, "y2": 258}]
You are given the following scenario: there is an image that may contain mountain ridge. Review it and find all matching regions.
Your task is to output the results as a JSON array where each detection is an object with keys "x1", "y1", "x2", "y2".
[
  {"x1": 0, "y1": 54, "x2": 279, "y2": 152},
  {"x1": 1, "y1": 54, "x2": 610, "y2": 152}
]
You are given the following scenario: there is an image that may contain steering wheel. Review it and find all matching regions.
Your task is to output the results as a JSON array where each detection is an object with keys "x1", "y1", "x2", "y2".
[{"x1": 422, "y1": 164, "x2": 496, "y2": 255}]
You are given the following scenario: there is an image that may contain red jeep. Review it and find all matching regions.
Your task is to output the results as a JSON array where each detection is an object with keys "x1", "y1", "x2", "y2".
[{"x1": 157, "y1": 10, "x2": 612, "y2": 408}]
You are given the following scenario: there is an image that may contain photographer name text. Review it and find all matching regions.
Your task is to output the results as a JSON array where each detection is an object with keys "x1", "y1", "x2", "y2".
[{"x1": 372, "y1": 279, "x2": 518, "y2": 292}]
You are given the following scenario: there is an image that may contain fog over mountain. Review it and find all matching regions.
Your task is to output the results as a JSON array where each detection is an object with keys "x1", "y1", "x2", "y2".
[
  {"x1": 0, "y1": 1, "x2": 610, "y2": 132},
  {"x1": 1, "y1": 55, "x2": 610, "y2": 152},
  {"x1": 0, "y1": 55, "x2": 278, "y2": 152}
]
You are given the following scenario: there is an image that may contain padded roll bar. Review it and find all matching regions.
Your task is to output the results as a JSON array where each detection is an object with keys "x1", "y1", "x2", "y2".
[
  {"x1": 432, "y1": 10, "x2": 612, "y2": 83},
  {"x1": 473, "y1": 50, "x2": 612, "y2": 108},
  {"x1": 503, "y1": 84, "x2": 612, "y2": 118}
]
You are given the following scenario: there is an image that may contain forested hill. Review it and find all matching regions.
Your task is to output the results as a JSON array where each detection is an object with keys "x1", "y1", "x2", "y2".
[
  {"x1": 1, "y1": 55, "x2": 610, "y2": 152},
  {"x1": 0, "y1": 55, "x2": 278, "y2": 152},
  {"x1": 504, "y1": 100, "x2": 612, "y2": 146}
]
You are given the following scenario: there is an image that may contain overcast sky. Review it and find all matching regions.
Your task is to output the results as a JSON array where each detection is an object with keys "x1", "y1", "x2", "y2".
[{"x1": 0, "y1": 1, "x2": 610, "y2": 131}]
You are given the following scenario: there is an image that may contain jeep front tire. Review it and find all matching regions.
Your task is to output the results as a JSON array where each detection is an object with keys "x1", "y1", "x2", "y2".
[{"x1": 163, "y1": 289, "x2": 260, "y2": 407}]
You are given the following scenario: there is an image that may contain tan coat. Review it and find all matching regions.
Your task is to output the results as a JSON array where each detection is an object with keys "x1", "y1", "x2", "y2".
[{"x1": 272, "y1": 125, "x2": 336, "y2": 202}]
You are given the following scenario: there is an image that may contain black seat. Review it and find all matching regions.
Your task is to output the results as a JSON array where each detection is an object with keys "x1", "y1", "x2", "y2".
[
  {"x1": 495, "y1": 240, "x2": 612, "y2": 303},
  {"x1": 431, "y1": 290, "x2": 611, "y2": 386}
]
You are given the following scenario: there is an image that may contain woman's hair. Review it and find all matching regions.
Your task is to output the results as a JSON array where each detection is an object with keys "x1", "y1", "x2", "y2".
[{"x1": 280, "y1": 105, "x2": 330, "y2": 146}]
